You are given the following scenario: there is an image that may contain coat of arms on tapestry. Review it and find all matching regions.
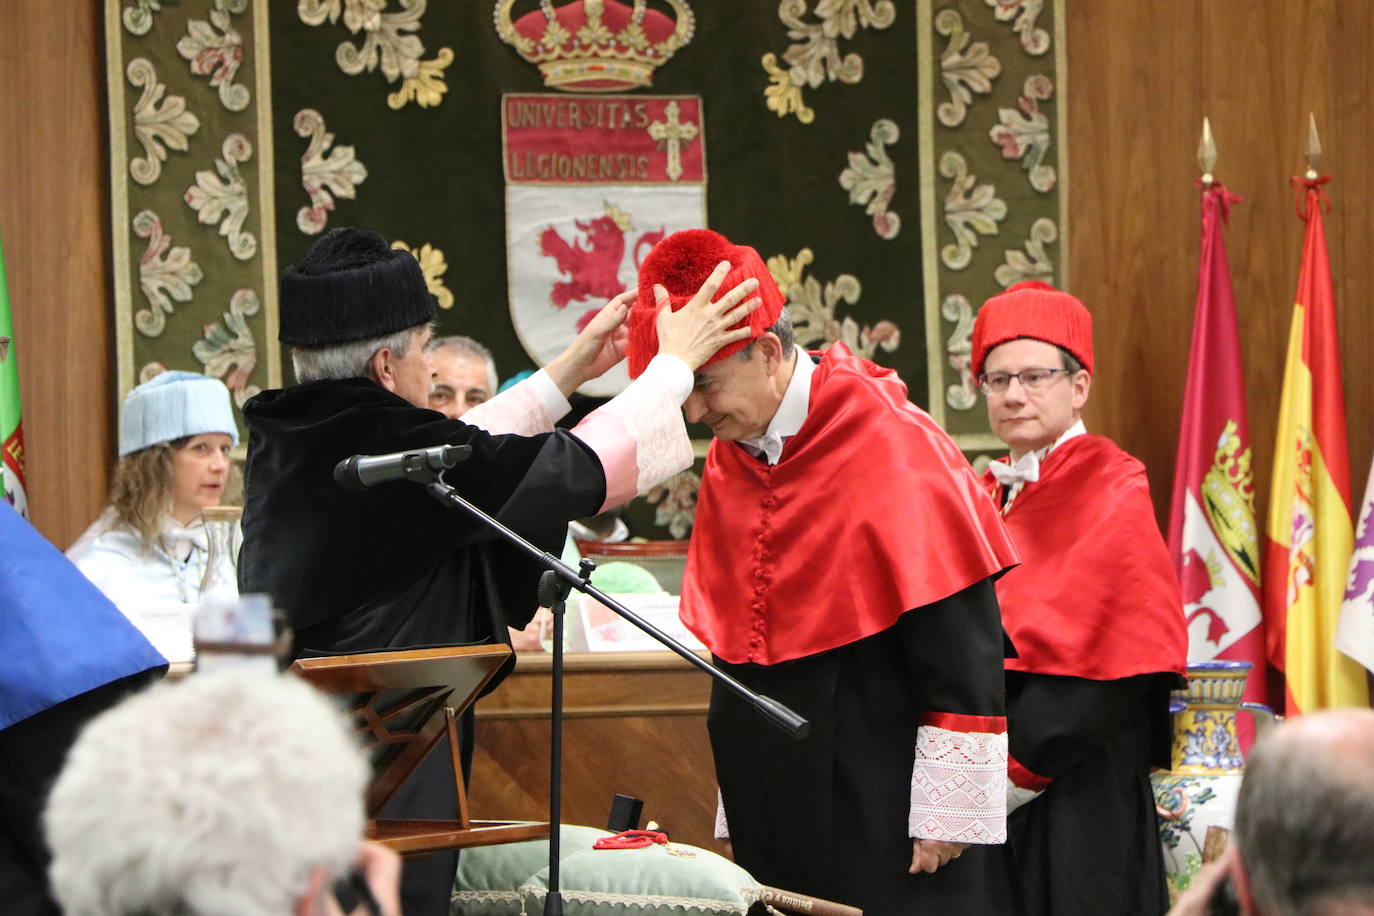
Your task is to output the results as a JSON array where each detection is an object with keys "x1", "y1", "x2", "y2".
[{"x1": 104, "y1": 0, "x2": 1066, "y2": 534}]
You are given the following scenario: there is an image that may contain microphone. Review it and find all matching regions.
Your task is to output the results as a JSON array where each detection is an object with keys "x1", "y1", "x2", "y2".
[{"x1": 333, "y1": 444, "x2": 473, "y2": 491}]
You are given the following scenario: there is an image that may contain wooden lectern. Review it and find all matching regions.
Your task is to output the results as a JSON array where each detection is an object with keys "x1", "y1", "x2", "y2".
[{"x1": 291, "y1": 645, "x2": 550, "y2": 857}]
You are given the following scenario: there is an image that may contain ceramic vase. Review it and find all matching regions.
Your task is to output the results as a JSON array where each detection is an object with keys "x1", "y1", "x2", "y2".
[{"x1": 1151, "y1": 660, "x2": 1274, "y2": 899}]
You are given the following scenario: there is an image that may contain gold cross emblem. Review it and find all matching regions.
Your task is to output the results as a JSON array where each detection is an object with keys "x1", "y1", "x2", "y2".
[{"x1": 647, "y1": 100, "x2": 699, "y2": 182}]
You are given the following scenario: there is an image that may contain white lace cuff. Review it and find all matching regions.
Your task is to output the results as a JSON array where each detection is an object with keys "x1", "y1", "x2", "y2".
[
  {"x1": 570, "y1": 357, "x2": 692, "y2": 511},
  {"x1": 908, "y1": 716, "x2": 1008, "y2": 844},
  {"x1": 461, "y1": 369, "x2": 566, "y2": 436},
  {"x1": 714, "y1": 788, "x2": 729, "y2": 840}
]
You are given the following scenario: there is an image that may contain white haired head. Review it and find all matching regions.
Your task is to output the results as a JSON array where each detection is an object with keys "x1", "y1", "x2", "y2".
[{"x1": 45, "y1": 671, "x2": 369, "y2": 916}]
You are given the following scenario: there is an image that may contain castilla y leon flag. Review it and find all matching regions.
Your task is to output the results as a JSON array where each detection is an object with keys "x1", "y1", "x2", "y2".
[
  {"x1": 1167, "y1": 182, "x2": 1266, "y2": 714},
  {"x1": 1261, "y1": 174, "x2": 1366, "y2": 713},
  {"x1": 1335, "y1": 458, "x2": 1374, "y2": 674},
  {"x1": 0, "y1": 235, "x2": 26, "y2": 519}
]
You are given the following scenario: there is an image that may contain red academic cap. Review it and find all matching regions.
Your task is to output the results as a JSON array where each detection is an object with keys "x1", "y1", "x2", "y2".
[
  {"x1": 626, "y1": 229, "x2": 785, "y2": 378},
  {"x1": 971, "y1": 281, "x2": 1094, "y2": 378}
]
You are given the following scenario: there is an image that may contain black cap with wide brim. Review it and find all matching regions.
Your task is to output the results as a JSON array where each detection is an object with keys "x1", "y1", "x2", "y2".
[{"x1": 279, "y1": 228, "x2": 438, "y2": 347}]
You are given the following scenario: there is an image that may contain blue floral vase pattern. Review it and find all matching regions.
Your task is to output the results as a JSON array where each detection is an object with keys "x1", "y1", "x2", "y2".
[{"x1": 1151, "y1": 660, "x2": 1274, "y2": 900}]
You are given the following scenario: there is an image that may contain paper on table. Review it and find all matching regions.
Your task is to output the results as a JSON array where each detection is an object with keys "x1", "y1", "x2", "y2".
[{"x1": 577, "y1": 592, "x2": 705, "y2": 653}]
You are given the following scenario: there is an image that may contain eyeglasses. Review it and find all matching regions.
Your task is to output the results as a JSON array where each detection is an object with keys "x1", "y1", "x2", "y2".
[{"x1": 978, "y1": 367, "x2": 1072, "y2": 395}]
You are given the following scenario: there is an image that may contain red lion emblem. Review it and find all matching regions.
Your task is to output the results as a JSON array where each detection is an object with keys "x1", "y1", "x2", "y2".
[{"x1": 540, "y1": 203, "x2": 664, "y2": 311}]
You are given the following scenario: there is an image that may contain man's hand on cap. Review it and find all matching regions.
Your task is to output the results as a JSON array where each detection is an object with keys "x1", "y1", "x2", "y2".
[
  {"x1": 655, "y1": 261, "x2": 762, "y2": 371},
  {"x1": 544, "y1": 289, "x2": 636, "y2": 395}
]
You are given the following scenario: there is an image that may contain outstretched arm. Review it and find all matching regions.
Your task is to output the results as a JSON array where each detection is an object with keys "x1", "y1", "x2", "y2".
[{"x1": 542, "y1": 261, "x2": 762, "y2": 397}]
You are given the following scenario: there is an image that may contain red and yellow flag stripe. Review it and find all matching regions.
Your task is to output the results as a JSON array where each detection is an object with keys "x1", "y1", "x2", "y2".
[{"x1": 1262, "y1": 177, "x2": 1366, "y2": 713}]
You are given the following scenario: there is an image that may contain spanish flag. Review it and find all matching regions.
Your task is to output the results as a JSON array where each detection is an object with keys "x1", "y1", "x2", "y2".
[{"x1": 1261, "y1": 175, "x2": 1366, "y2": 713}]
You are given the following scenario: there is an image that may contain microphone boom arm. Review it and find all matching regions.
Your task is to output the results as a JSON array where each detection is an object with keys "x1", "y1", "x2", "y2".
[{"x1": 421, "y1": 478, "x2": 810, "y2": 739}]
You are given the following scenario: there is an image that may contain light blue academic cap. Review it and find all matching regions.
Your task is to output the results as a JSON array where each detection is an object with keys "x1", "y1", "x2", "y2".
[{"x1": 118, "y1": 371, "x2": 239, "y2": 456}]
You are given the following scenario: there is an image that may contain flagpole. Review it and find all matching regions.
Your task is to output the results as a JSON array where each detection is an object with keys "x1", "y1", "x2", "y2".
[
  {"x1": 1197, "y1": 116, "x2": 1216, "y2": 189},
  {"x1": 1305, "y1": 112, "x2": 1322, "y2": 181}
]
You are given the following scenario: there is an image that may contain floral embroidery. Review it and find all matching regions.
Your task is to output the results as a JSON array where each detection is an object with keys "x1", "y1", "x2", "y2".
[
  {"x1": 177, "y1": 7, "x2": 250, "y2": 112},
  {"x1": 138, "y1": 362, "x2": 169, "y2": 384},
  {"x1": 122, "y1": 0, "x2": 170, "y2": 36},
  {"x1": 298, "y1": 0, "x2": 454, "y2": 110},
  {"x1": 939, "y1": 151, "x2": 1006, "y2": 270},
  {"x1": 193, "y1": 288, "x2": 262, "y2": 407},
  {"x1": 645, "y1": 469, "x2": 700, "y2": 539},
  {"x1": 942, "y1": 294, "x2": 977, "y2": 410},
  {"x1": 127, "y1": 58, "x2": 201, "y2": 187},
  {"x1": 761, "y1": 53, "x2": 814, "y2": 125},
  {"x1": 132, "y1": 210, "x2": 204, "y2": 337},
  {"x1": 390, "y1": 240, "x2": 453, "y2": 308},
  {"x1": 387, "y1": 47, "x2": 454, "y2": 109},
  {"x1": 184, "y1": 133, "x2": 257, "y2": 261},
  {"x1": 994, "y1": 217, "x2": 1056, "y2": 287},
  {"x1": 294, "y1": 108, "x2": 368, "y2": 235},
  {"x1": 767, "y1": 248, "x2": 900, "y2": 361},
  {"x1": 936, "y1": 9, "x2": 1000, "y2": 128},
  {"x1": 839, "y1": 118, "x2": 901, "y2": 240},
  {"x1": 989, "y1": 74, "x2": 1055, "y2": 192},
  {"x1": 762, "y1": 0, "x2": 896, "y2": 124},
  {"x1": 984, "y1": 0, "x2": 1050, "y2": 56}
]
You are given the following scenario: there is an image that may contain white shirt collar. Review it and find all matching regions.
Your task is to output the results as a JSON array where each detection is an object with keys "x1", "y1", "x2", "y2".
[
  {"x1": 738, "y1": 346, "x2": 815, "y2": 465},
  {"x1": 1047, "y1": 418, "x2": 1087, "y2": 457}
]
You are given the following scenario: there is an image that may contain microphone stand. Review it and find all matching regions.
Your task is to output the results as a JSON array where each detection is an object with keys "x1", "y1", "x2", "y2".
[{"x1": 389, "y1": 462, "x2": 810, "y2": 916}]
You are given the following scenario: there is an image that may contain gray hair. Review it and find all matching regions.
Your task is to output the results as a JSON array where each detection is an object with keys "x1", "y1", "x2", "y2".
[
  {"x1": 45, "y1": 671, "x2": 368, "y2": 916},
  {"x1": 428, "y1": 334, "x2": 499, "y2": 394},
  {"x1": 1234, "y1": 710, "x2": 1374, "y2": 915},
  {"x1": 1057, "y1": 346, "x2": 1082, "y2": 374},
  {"x1": 291, "y1": 325, "x2": 422, "y2": 384},
  {"x1": 736, "y1": 308, "x2": 795, "y2": 361}
]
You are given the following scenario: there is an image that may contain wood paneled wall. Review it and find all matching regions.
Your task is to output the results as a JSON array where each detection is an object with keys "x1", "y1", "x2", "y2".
[
  {"x1": 4, "y1": 2, "x2": 1372, "y2": 545},
  {"x1": 1, "y1": 3, "x2": 113, "y2": 548},
  {"x1": 1067, "y1": 2, "x2": 1374, "y2": 526}
]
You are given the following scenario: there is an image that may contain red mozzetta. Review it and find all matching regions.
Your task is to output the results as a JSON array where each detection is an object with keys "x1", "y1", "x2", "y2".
[
  {"x1": 683, "y1": 343, "x2": 1019, "y2": 665},
  {"x1": 984, "y1": 434, "x2": 1188, "y2": 681}
]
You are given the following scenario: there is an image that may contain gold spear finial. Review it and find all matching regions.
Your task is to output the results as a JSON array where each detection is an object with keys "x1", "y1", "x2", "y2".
[
  {"x1": 1305, "y1": 113, "x2": 1322, "y2": 180},
  {"x1": 1198, "y1": 117, "x2": 1217, "y2": 187}
]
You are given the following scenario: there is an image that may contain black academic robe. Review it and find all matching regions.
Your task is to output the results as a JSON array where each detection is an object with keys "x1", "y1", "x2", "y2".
[
  {"x1": 1006, "y1": 672, "x2": 1177, "y2": 916},
  {"x1": 710, "y1": 579, "x2": 1024, "y2": 916},
  {"x1": 239, "y1": 378, "x2": 606, "y2": 916}
]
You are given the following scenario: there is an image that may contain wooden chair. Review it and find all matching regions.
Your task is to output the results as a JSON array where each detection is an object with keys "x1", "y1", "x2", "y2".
[{"x1": 291, "y1": 645, "x2": 549, "y2": 856}]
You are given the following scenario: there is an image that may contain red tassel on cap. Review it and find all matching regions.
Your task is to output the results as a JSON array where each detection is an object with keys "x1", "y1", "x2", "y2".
[
  {"x1": 626, "y1": 229, "x2": 785, "y2": 378},
  {"x1": 970, "y1": 281, "x2": 1094, "y2": 378}
]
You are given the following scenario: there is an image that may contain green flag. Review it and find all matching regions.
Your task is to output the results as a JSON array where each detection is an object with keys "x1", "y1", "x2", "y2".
[{"x1": 0, "y1": 236, "x2": 27, "y2": 517}]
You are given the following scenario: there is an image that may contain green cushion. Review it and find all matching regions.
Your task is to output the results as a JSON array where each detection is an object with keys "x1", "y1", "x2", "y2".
[
  {"x1": 453, "y1": 825, "x2": 764, "y2": 915},
  {"x1": 588, "y1": 561, "x2": 666, "y2": 595}
]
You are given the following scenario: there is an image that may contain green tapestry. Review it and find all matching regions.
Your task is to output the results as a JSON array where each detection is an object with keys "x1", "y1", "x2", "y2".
[{"x1": 104, "y1": 0, "x2": 1065, "y2": 538}]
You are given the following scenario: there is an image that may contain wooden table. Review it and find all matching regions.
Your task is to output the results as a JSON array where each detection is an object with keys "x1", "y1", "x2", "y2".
[{"x1": 468, "y1": 650, "x2": 724, "y2": 851}]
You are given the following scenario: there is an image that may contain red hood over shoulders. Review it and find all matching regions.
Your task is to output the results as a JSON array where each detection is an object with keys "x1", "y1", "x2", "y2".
[
  {"x1": 682, "y1": 343, "x2": 1018, "y2": 665},
  {"x1": 983, "y1": 434, "x2": 1188, "y2": 680}
]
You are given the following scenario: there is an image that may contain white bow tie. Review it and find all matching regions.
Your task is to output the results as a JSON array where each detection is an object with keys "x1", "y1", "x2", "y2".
[
  {"x1": 741, "y1": 430, "x2": 786, "y2": 466},
  {"x1": 989, "y1": 451, "x2": 1041, "y2": 487}
]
